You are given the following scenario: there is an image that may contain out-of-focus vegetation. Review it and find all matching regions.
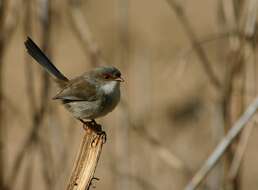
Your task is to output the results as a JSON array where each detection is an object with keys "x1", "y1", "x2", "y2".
[{"x1": 1, "y1": 0, "x2": 258, "y2": 190}]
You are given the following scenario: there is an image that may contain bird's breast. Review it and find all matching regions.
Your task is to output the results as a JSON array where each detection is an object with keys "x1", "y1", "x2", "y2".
[{"x1": 100, "y1": 81, "x2": 120, "y2": 114}]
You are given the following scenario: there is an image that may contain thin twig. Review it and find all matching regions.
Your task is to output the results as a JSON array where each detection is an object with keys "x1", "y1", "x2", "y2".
[
  {"x1": 24, "y1": 0, "x2": 37, "y2": 115},
  {"x1": 0, "y1": 0, "x2": 8, "y2": 189},
  {"x1": 38, "y1": 137, "x2": 55, "y2": 189},
  {"x1": 218, "y1": 1, "x2": 258, "y2": 188},
  {"x1": 8, "y1": 0, "x2": 52, "y2": 185},
  {"x1": 22, "y1": 151, "x2": 34, "y2": 190},
  {"x1": 3, "y1": 0, "x2": 21, "y2": 47},
  {"x1": 185, "y1": 97, "x2": 258, "y2": 190},
  {"x1": 228, "y1": 122, "x2": 255, "y2": 180},
  {"x1": 134, "y1": 124, "x2": 188, "y2": 172},
  {"x1": 166, "y1": 0, "x2": 221, "y2": 89},
  {"x1": 68, "y1": 0, "x2": 105, "y2": 67},
  {"x1": 37, "y1": 0, "x2": 55, "y2": 187},
  {"x1": 120, "y1": 101, "x2": 189, "y2": 173},
  {"x1": 115, "y1": 1, "x2": 130, "y2": 190},
  {"x1": 228, "y1": 0, "x2": 258, "y2": 178},
  {"x1": 178, "y1": 31, "x2": 233, "y2": 62}
]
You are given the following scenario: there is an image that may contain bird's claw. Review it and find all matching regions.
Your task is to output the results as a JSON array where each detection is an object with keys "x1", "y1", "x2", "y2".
[
  {"x1": 79, "y1": 119, "x2": 106, "y2": 146},
  {"x1": 97, "y1": 131, "x2": 107, "y2": 143},
  {"x1": 91, "y1": 131, "x2": 106, "y2": 147}
]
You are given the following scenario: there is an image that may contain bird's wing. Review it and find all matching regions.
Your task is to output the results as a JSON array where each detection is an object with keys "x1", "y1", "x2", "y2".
[{"x1": 53, "y1": 76, "x2": 98, "y2": 101}]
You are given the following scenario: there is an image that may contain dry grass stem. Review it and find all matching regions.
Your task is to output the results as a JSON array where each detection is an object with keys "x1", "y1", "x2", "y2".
[
  {"x1": 228, "y1": 122, "x2": 255, "y2": 179},
  {"x1": 68, "y1": 0, "x2": 104, "y2": 67},
  {"x1": 66, "y1": 127, "x2": 105, "y2": 190},
  {"x1": 120, "y1": 101, "x2": 188, "y2": 172},
  {"x1": 0, "y1": 0, "x2": 8, "y2": 189},
  {"x1": 136, "y1": 126, "x2": 187, "y2": 171},
  {"x1": 185, "y1": 97, "x2": 258, "y2": 190},
  {"x1": 166, "y1": 0, "x2": 221, "y2": 89},
  {"x1": 7, "y1": 0, "x2": 53, "y2": 188}
]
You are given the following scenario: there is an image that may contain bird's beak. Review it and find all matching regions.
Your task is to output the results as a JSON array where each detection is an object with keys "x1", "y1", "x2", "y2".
[{"x1": 115, "y1": 77, "x2": 124, "y2": 82}]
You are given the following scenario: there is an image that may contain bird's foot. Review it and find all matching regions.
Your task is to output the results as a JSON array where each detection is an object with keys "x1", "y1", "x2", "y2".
[
  {"x1": 80, "y1": 119, "x2": 106, "y2": 145},
  {"x1": 80, "y1": 119, "x2": 98, "y2": 128},
  {"x1": 96, "y1": 130, "x2": 107, "y2": 143},
  {"x1": 80, "y1": 119, "x2": 98, "y2": 130},
  {"x1": 91, "y1": 129, "x2": 106, "y2": 146}
]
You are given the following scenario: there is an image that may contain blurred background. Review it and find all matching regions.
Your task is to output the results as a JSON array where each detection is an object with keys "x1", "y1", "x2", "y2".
[{"x1": 1, "y1": 0, "x2": 258, "y2": 189}]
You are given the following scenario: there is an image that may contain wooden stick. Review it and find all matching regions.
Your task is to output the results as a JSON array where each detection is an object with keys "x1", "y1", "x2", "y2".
[{"x1": 66, "y1": 127, "x2": 105, "y2": 190}]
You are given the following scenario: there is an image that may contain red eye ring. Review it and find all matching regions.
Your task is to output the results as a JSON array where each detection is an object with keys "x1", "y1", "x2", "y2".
[{"x1": 103, "y1": 74, "x2": 111, "y2": 79}]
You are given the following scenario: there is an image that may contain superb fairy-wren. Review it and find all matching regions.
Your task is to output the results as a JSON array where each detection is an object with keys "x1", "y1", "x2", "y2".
[{"x1": 24, "y1": 37, "x2": 124, "y2": 127}]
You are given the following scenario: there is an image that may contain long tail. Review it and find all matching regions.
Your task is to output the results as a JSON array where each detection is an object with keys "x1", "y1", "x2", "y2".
[{"x1": 24, "y1": 37, "x2": 69, "y2": 83}]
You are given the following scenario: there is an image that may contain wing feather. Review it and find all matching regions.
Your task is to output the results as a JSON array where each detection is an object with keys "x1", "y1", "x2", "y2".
[{"x1": 53, "y1": 76, "x2": 98, "y2": 101}]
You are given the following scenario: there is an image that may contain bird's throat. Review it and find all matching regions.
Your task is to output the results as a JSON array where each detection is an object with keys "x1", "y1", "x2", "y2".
[{"x1": 101, "y1": 81, "x2": 119, "y2": 95}]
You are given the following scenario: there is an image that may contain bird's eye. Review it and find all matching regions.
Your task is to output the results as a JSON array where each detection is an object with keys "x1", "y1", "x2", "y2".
[{"x1": 103, "y1": 74, "x2": 111, "y2": 79}]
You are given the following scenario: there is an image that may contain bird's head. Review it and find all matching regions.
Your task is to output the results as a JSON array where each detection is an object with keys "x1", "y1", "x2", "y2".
[{"x1": 91, "y1": 66, "x2": 124, "y2": 83}]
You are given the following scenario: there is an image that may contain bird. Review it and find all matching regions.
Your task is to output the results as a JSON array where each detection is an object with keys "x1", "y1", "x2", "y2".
[{"x1": 24, "y1": 37, "x2": 124, "y2": 133}]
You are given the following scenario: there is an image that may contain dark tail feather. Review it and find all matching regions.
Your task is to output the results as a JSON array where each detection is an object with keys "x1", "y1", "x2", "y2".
[{"x1": 24, "y1": 37, "x2": 69, "y2": 82}]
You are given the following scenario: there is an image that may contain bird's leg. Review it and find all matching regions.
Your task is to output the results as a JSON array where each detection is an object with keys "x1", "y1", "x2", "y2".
[
  {"x1": 79, "y1": 119, "x2": 86, "y2": 125},
  {"x1": 91, "y1": 120, "x2": 102, "y2": 131},
  {"x1": 79, "y1": 119, "x2": 95, "y2": 130},
  {"x1": 79, "y1": 119, "x2": 91, "y2": 131},
  {"x1": 90, "y1": 119, "x2": 97, "y2": 126}
]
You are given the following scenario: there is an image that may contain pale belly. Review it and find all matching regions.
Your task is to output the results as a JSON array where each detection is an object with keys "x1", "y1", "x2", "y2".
[{"x1": 63, "y1": 85, "x2": 120, "y2": 120}]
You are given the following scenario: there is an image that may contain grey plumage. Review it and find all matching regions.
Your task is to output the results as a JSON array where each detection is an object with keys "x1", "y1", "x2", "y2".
[{"x1": 24, "y1": 37, "x2": 122, "y2": 121}]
